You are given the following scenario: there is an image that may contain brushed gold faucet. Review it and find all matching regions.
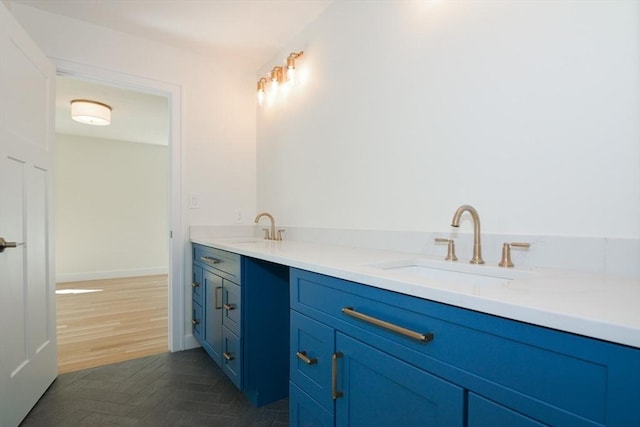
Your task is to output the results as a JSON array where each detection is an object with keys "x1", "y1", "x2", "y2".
[
  {"x1": 451, "y1": 204, "x2": 484, "y2": 264},
  {"x1": 254, "y1": 212, "x2": 282, "y2": 241}
]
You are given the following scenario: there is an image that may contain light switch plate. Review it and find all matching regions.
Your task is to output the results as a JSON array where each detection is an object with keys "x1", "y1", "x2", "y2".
[{"x1": 189, "y1": 192, "x2": 200, "y2": 209}]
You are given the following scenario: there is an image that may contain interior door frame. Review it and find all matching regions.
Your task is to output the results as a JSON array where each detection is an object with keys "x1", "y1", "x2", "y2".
[{"x1": 54, "y1": 59, "x2": 185, "y2": 352}]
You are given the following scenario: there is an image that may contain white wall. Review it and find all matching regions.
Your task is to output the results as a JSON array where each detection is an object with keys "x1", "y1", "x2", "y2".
[
  {"x1": 55, "y1": 134, "x2": 168, "y2": 282},
  {"x1": 8, "y1": 3, "x2": 257, "y2": 349},
  {"x1": 9, "y1": 3, "x2": 257, "y2": 228},
  {"x1": 257, "y1": 1, "x2": 640, "y2": 239}
]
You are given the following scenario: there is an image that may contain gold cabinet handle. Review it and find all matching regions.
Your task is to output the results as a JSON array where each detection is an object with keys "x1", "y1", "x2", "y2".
[
  {"x1": 223, "y1": 352, "x2": 234, "y2": 361},
  {"x1": 296, "y1": 351, "x2": 318, "y2": 365},
  {"x1": 332, "y1": 352, "x2": 343, "y2": 400},
  {"x1": 192, "y1": 319, "x2": 200, "y2": 326},
  {"x1": 342, "y1": 307, "x2": 434, "y2": 343},
  {"x1": 200, "y1": 256, "x2": 221, "y2": 265},
  {"x1": 192, "y1": 282, "x2": 200, "y2": 288},
  {"x1": 223, "y1": 303, "x2": 236, "y2": 311},
  {"x1": 214, "y1": 286, "x2": 222, "y2": 310}
]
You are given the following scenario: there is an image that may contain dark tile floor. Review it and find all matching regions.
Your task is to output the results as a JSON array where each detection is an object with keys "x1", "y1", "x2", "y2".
[{"x1": 20, "y1": 348, "x2": 289, "y2": 427}]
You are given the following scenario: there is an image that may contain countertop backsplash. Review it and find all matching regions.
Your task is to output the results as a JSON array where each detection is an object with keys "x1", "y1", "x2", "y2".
[{"x1": 189, "y1": 225, "x2": 640, "y2": 278}]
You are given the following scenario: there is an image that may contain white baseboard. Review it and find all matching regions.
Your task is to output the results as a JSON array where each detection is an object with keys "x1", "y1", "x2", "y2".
[
  {"x1": 183, "y1": 334, "x2": 201, "y2": 351},
  {"x1": 56, "y1": 267, "x2": 169, "y2": 283}
]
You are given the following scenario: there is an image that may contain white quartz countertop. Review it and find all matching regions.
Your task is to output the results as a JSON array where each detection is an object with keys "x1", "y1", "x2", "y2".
[{"x1": 191, "y1": 235, "x2": 640, "y2": 349}]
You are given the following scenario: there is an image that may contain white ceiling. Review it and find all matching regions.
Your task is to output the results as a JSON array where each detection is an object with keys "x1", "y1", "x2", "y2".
[
  {"x1": 56, "y1": 76, "x2": 169, "y2": 146},
  {"x1": 12, "y1": 0, "x2": 333, "y2": 146},
  {"x1": 10, "y1": 0, "x2": 333, "y2": 67}
]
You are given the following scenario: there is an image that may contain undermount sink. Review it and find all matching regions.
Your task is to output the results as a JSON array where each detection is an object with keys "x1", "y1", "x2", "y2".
[{"x1": 371, "y1": 258, "x2": 531, "y2": 287}]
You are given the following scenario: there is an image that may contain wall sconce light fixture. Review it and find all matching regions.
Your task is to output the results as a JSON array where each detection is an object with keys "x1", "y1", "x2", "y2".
[
  {"x1": 71, "y1": 99, "x2": 112, "y2": 126},
  {"x1": 256, "y1": 50, "x2": 305, "y2": 107},
  {"x1": 270, "y1": 66, "x2": 283, "y2": 94},
  {"x1": 286, "y1": 51, "x2": 304, "y2": 83},
  {"x1": 257, "y1": 78, "x2": 267, "y2": 106}
]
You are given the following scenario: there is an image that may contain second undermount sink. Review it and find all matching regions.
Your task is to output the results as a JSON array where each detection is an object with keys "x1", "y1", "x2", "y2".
[{"x1": 371, "y1": 258, "x2": 531, "y2": 287}]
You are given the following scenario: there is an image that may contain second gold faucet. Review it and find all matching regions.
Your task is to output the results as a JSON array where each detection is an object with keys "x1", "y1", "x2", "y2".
[{"x1": 451, "y1": 204, "x2": 484, "y2": 264}]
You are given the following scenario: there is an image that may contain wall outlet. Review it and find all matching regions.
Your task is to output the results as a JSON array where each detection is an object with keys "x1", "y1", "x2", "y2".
[
  {"x1": 189, "y1": 192, "x2": 200, "y2": 209},
  {"x1": 234, "y1": 208, "x2": 244, "y2": 223}
]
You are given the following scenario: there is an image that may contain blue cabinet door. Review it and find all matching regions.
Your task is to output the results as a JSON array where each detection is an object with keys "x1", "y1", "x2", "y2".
[
  {"x1": 290, "y1": 382, "x2": 334, "y2": 427},
  {"x1": 335, "y1": 332, "x2": 464, "y2": 427},
  {"x1": 468, "y1": 393, "x2": 547, "y2": 427},
  {"x1": 290, "y1": 310, "x2": 335, "y2": 414},
  {"x1": 203, "y1": 270, "x2": 223, "y2": 363}
]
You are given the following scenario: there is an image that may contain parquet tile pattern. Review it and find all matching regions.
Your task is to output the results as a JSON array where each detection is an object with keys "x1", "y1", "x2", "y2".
[
  {"x1": 20, "y1": 348, "x2": 289, "y2": 426},
  {"x1": 56, "y1": 275, "x2": 169, "y2": 374}
]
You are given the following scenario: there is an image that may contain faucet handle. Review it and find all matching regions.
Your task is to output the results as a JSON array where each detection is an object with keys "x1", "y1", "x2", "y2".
[
  {"x1": 276, "y1": 229, "x2": 285, "y2": 241},
  {"x1": 498, "y1": 242, "x2": 531, "y2": 267},
  {"x1": 434, "y1": 238, "x2": 458, "y2": 261},
  {"x1": 262, "y1": 228, "x2": 271, "y2": 240}
]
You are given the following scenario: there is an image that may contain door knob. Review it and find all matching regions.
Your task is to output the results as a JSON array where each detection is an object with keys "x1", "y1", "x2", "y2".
[{"x1": 0, "y1": 238, "x2": 21, "y2": 253}]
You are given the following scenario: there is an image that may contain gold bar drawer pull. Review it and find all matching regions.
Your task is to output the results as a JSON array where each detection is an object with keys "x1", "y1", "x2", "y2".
[
  {"x1": 296, "y1": 351, "x2": 318, "y2": 365},
  {"x1": 223, "y1": 352, "x2": 235, "y2": 361},
  {"x1": 200, "y1": 256, "x2": 221, "y2": 264},
  {"x1": 223, "y1": 304, "x2": 235, "y2": 311},
  {"x1": 332, "y1": 352, "x2": 343, "y2": 400},
  {"x1": 342, "y1": 307, "x2": 434, "y2": 343}
]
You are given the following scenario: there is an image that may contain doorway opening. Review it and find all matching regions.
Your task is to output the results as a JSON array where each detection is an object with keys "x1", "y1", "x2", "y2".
[{"x1": 52, "y1": 66, "x2": 183, "y2": 372}]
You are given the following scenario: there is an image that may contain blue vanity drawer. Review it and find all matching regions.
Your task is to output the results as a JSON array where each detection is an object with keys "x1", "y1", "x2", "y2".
[
  {"x1": 222, "y1": 327, "x2": 242, "y2": 389},
  {"x1": 192, "y1": 265, "x2": 203, "y2": 305},
  {"x1": 192, "y1": 300, "x2": 203, "y2": 341},
  {"x1": 290, "y1": 268, "x2": 619, "y2": 426},
  {"x1": 193, "y1": 244, "x2": 241, "y2": 282},
  {"x1": 222, "y1": 280, "x2": 242, "y2": 336}
]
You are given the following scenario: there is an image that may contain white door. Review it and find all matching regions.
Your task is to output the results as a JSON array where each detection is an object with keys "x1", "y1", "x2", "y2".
[{"x1": 0, "y1": 3, "x2": 57, "y2": 427}]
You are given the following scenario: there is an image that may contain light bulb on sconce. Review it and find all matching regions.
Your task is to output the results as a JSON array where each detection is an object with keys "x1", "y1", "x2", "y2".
[
  {"x1": 286, "y1": 51, "x2": 304, "y2": 85},
  {"x1": 256, "y1": 78, "x2": 267, "y2": 106},
  {"x1": 270, "y1": 66, "x2": 283, "y2": 94}
]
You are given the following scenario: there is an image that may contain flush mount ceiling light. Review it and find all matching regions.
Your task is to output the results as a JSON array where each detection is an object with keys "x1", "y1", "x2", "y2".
[{"x1": 70, "y1": 99, "x2": 111, "y2": 126}]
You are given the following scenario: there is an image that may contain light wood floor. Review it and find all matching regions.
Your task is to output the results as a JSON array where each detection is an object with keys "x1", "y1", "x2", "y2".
[{"x1": 56, "y1": 274, "x2": 168, "y2": 374}]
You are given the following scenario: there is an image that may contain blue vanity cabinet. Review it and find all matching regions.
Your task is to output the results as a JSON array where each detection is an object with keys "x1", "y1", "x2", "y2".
[
  {"x1": 290, "y1": 273, "x2": 465, "y2": 427},
  {"x1": 193, "y1": 245, "x2": 291, "y2": 407},
  {"x1": 290, "y1": 268, "x2": 640, "y2": 427},
  {"x1": 192, "y1": 244, "x2": 242, "y2": 388},
  {"x1": 242, "y1": 257, "x2": 291, "y2": 407}
]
